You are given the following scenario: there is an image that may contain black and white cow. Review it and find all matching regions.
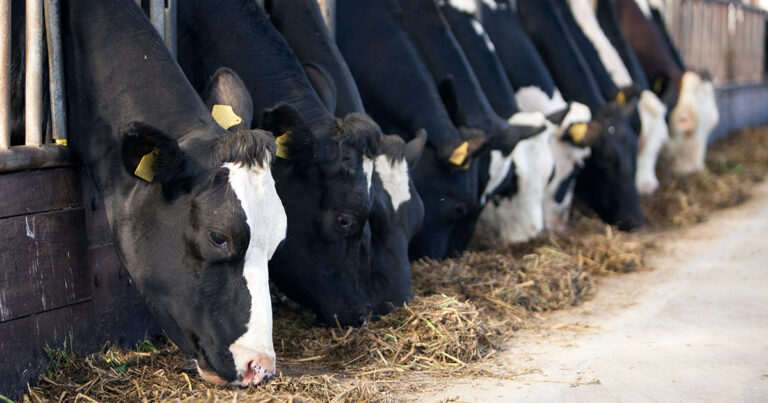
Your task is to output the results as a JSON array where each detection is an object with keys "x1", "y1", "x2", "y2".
[
  {"x1": 396, "y1": 0, "x2": 547, "y2": 250},
  {"x1": 517, "y1": 0, "x2": 644, "y2": 231},
  {"x1": 337, "y1": 0, "x2": 488, "y2": 260},
  {"x1": 477, "y1": 0, "x2": 595, "y2": 233},
  {"x1": 615, "y1": 0, "x2": 719, "y2": 175},
  {"x1": 266, "y1": 0, "x2": 426, "y2": 316},
  {"x1": 178, "y1": 0, "x2": 381, "y2": 327},
  {"x1": 19, "y1": 0, "x2": 286, "y2": 387}
]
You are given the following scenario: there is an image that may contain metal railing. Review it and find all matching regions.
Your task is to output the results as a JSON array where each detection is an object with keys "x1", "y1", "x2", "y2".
[{"x1": 664, "y1": 0, "x2": 766, "y2": 84}]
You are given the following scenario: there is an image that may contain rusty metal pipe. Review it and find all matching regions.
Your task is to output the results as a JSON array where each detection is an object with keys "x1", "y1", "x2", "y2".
[
  {"x1": 25, "y1": 0, "x2": 44, "y2": 146},
  {"x1": 0, "y1": 0, "x2": 10, "y2": 150},
  {"x1": 150, "y1": 0, "x2": 164, "y2": 41},
  {"x1": 45, "y1": 0, "x2": 66, "y2": 145},
  {"x1": 164, "y1": 0, "x2": 177, "y2": 58}
]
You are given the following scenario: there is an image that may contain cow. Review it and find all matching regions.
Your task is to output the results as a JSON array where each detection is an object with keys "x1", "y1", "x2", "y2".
[
  {"x1": 337, "y1": 0, "x2": 490, "y2": 260},
  {"x1": 477, "y1": 0, "x2": 596, "y2": 233},
  {"x1": 12, "y1": 0, "x2": 287, "y2": 387},
  {"x1": 517, "y1": 0, "x2": 645, "y2": 231},
  {"x1": 561, "y1": 0, "x2": 670, "y2": 195},
  {"x1": 395, "y1": 0, "x2": 546, "y2": 251},
  {"x1": 615, "y1": 0, "x2": 719, "y2": 175},
  {"x1": 265, "y1": 0, "x2": 426, "y2": 315},
  {"x1": 178, "y1": 0, "x2": 381, "y2": 327}
]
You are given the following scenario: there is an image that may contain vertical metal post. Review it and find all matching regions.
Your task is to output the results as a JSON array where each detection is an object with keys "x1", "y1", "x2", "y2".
[
  {"x1": 150, "y1": 0, "x2": 164, "y2": 41},
  {"x1": 44, "y1": 0, "x2": 66, "y2": 145},
  {"x1": 164, "y1": 0, "x2": 177, "y2": 58},
  {"x1": 316, "y1": 0, "x2": 335, "y2": 39},
  {"x1": 135, "y1": 0, "x2": 142, "y2": 7},
  {"x1": 25, "y1": 0, "x2": 44, "y2": 146},
  {"x1": 0, "y1": 0, "x2": 10, "y2": 150}
]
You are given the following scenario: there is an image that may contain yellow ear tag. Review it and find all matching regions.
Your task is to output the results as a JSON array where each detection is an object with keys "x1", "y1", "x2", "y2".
[
  {"x1": 449, "y1": 141, "x2": 469, "y2": 166},
  {"x1": 653, "y1": 78, "x2": 664, "y2": 95},
  {"x1": 459, "y1": 158, "x2": 471, "y2": 170},
  {"x1": 275, "y1": 131, "x2": 292, "y2": 159},
  {"x1": 135, "y1": 147, "x2": 159, "y2": 182},
  {"x1": 54, "y1": 138, "x2": 67, "y2": 146},
  {"x1": 211, "y1": 104, "x2": 243, "y2": 130},
  {"x1": 569, "y1": 123, "x2": 588, "y2": 144},
  {"x1": 615, "y1": 90, "x2": 627, "y2": 106}
]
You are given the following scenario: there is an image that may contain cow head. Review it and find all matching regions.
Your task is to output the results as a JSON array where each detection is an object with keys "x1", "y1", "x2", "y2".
[
  {"x1": 666, "y1": 71, "x2": 719, "y2": 175},
  {"x1": 635, "y1": 89, "x2": 669, "y2": 194},
  {"x1": 119, "y1": 69, "x2": 285, "y2": 387},
  {"x1": 543, "y1": 102, "x2": 593, "y2": 233},
  {"x1": 575, "y1": 102, "x2": 644, "y2": 231},
  {"x1": 261, "y1": 103, "x2": 380, "y2": 327},
  {"x1": 370, "y1": 132, "x2": 426, "y2": 315}
]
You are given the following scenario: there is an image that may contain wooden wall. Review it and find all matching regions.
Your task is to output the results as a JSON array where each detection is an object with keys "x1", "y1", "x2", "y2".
[{"x1": 0, "y1": 166, "x2": 159, "y2": 398}]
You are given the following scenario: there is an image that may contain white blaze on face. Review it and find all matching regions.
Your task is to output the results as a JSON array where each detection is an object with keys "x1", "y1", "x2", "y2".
[
  {"x1": 470, "y1": 19, "x2": 496, "y2": 53},
  {"x1": 515, "y1": 86, "x2": 569, "y2": 115},
  {"x1": 543, "y1": 102, "x2": 592, "y2": 233},
  {"x1": 666, "y1": 71, "x2": 719, "y2": 175},
  {"x1": 445, "y1": 0, "x2": 478, "y2": 14},
  {"x1": 374, "y1": 155, "x2": 411, "y2": 212},
  {"x1": 635, "y1": 90, "x2": 669, "y2": 194},
  {"x1": 567, "y1": 0, "x2": 634, "y2": 88},
  {"x1": 480, "y1": 130, "x2": 555, "y2": 243},
  {"x1": 223, "y1": 161, "x2": 287, "y2": 380},
  {"x1": 363, "y1": 157, "x2": 374, "y2": 196}
]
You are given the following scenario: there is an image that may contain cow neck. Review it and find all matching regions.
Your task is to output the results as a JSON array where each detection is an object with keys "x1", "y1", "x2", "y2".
[
  {"x1": 480, "y1": 2, "x2": 559, "y2": 98},
  {"x1": 178, "y1": 0, "x2": 334, "y2": 130},
  {"x1": 269, "y1": 0, "x2": 366, "y2": 116},
  {"x1": 399, "y1": 0, "x2": 508, "y2": 136},
  {"x1": 336, "y1": 0, "x2": 464, "y2": 155},
  {"x1": 62, "y1": 0, "x2": 216, "y2": 200},
  {"x1": 440, "y1": 4, "x2": 521, "y2": 120},
  {"x1": 595, "y1": 0, "x2": 650, "y2": 89}
]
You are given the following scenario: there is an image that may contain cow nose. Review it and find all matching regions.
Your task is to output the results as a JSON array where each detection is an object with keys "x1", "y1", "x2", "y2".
[
  {"x1": 229, "y1": 345, "x2": 276, "y2": 387},
  {"x1": 617, "y1": 214, "x2": 644, "y2": 232},
  {"x1": 639, "y1": 180, "x2": 659, "y2": 195},
  {"x1": 343, "y1": 304, "x2": 372, "y2": 327},
  {"x1": 452, "y1": 202, "x2": 468, "y2": 220}
]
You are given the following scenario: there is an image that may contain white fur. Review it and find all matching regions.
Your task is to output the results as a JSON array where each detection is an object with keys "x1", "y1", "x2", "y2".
[
  {"x1": 481, "y1": 0, "x2": 497, "y2": 10},
  {"x1": 567, "y1": 0, "x2": 634, "y2": 88},
  {"x1": 363, "y1": 157, "x2": 374, "y2": 195},
  {"x1": 515, "y1": 86, "x2": 569, "y2": 116},
  {"x1": 635, "y1": 90, "x2": 669, "y2": 194},
  {"x1": 479, "y1": 130, "x2": 555, "y2": 243},
  {"x1": 374, "y1": 155, "x2": 411, "y2": 212},
  {"x1": 543, "y1": 103, "x2": 592, "y2": 233},
  {"x1": 480, "y1": 149, "x2": 515, "y2": 206},
  {"x1": 507, "y1": 110, "x2": 547, "y2": 127},
  {"x1": 470, "y1": 19, "x2": 496, "y2": 53},
  {"x1": 445, "y1": 0, "x2": 477, "y2": 14},
  {"x1": 666, "y1": 71, "x2": 719, "y2": 175},
  {"x1": 633, "y1": 0, "x2": 653, "y2": 18},
  {"x1": 224, "y1": 161, "x2": 286, "y2": 380}
]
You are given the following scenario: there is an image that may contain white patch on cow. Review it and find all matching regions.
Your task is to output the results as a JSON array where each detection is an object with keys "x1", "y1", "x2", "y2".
[
  {"x1": 470, "y1": 19, "x2": 496, "y2": 52},
  {"x1": 481, "y1": 0, "x2": 497, "y2": 10},
  {"x1": 665, "y1": 71, "x2": 719, "y2": 175},
  {"x1": 515, "y1": 86, "x2": 569, "y2": 115},
  {"x1": 507, "y1": 110, "x2": 547, "y2": 127},
  {"x1": 567, "y1": 0, "x2": 633, "y2": 88},
  {"x1": 633, "y1": 0, "x2": 653, "y2": 18},
  {"x1": 543, "y1": 102, "x2": 592, "y2": 232},
  {"x1": 635, "y1": 90, "x2": 669, "y2": 194},
  {"x1": 480, "y1": 150, "x2": 515, "y2": 205},
  {"x1": 224, "y1": 160, "x2": 287, "y2": 381},
  {"x1": 479, "y1": 129, "x2": 555, "y2": 243},
  {"x1": 445, "y1": 0, "x2": 478, "y2": 14},
  {"x1": 374, "y1": 155, "x2": 411, "y2": 212},
  {"x1": 363, "y1": 157, "x2": 374, "y2": 196}
]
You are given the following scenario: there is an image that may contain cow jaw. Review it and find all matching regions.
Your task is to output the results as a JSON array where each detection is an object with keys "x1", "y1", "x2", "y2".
[
  {"x1": 222, "y1": 162, "x2": 286, "y2": 386},
  {"x1": 544, "y1": 136, "x2": 591, "y2": 233},
  {"x1": 375, "y1": 155, "x2": 411, "y2": 212},
  {"x1": 635, "y1": 90, "x2": 669, "y2": 194}
]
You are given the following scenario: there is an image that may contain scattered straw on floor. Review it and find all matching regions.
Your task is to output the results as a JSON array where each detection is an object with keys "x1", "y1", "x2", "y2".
[{"x1": 24, "y1": 125, "x2": 768, "y2": 402}]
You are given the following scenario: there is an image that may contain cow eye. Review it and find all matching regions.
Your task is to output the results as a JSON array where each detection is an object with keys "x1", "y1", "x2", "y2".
[
  {"x1": 209, "y1": 231, "x2": 229, "y2": 247},
  {"x1": 335, "y1": 213, "x2": 358, "y2": 237}
]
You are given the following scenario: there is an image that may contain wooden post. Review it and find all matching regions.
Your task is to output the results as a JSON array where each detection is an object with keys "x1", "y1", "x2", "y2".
[
  {"x1": 149, "y1": 0, "x2": 164, "y2": 41},
  {"x1": 45, "y1": 0, "x2": 66, "y2": 145},
  {"x1": 25, "y1": 0, "x2": 44, "y2": 146},
  {"x1": 0, "y1": 0, "x2": 10, "y2": 150}
]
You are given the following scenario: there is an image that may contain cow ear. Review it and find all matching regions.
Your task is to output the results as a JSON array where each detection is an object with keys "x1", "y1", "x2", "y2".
[
  {"x1": 545, "y1": 108, "x2": 570, "y2": 126},
  {"x1": 438, "y1": 75, "x2": 465, "y2": 127},
  {"x1": 121, "y1": 122, "x2": 191, "y2": 196},
  {"x1": 563, "y1": 120, "x2": 602, "y2": 147},
  {"x1": 261, "y1": 103, "x2": 314, "y2": 160},
  {"x1": 202, "y1": 67, "x2": 254, "y2": 131},
  {"x1": 405, "y1": 129, "x2": 427, "y2": 169},
  {"x1": 303, "y1": 62, "x2": 338, "y2": 114}
]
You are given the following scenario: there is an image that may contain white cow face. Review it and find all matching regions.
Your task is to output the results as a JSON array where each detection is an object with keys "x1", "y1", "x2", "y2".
[
  {"x1": 635, "y1": 90, "x2": 669, "y2": 194},
  {"x1": 666, "y1": 71, "x2": 719, "y2": 175}
]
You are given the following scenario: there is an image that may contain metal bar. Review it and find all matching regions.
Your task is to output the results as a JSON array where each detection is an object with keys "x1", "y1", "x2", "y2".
[
  {"x1": 0, "y1": 0, "x2": 10, "y2": 150},
  {"x1": 44, "y1": 0, "x2": 66, "y2": 145},
  {"x1": 25, "y1": 0, "x2": 44, "y2": 146},
  {"x1": 316, "y1": 0, "x2": 335, "y2": 39},
  {"x1": 135, "y1": 0, "x2": 141, "y2": 7},
  {"x1": 149, "y1": 0, "x2": 164, "y2": 41},
  {"x1": 164, "y1": 0, "x2": 176, "y2": 58},
  {"x1": 0, "y1": 144, "x2": 74, "y2": 172}
]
